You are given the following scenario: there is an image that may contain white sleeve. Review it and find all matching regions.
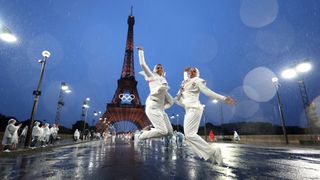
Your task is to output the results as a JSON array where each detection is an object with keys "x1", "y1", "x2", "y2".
[
  {"x1": 164, "y1": 91, "x2": 174, "y2": 109},
  {"x1": 138, "y1": 50, "x2": 153, "y2": 78},
  {"x1": 197, "y1": 80, "x2": 226, "y2": 101}
]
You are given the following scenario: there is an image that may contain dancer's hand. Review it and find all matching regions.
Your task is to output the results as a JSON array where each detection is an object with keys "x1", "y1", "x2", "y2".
[{"x1": 225, "y1": 96, "x2": 235, "y2": 105}]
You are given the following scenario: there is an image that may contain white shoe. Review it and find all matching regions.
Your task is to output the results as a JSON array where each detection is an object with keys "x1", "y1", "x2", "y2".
[
  {"x1": 3, "y1": 149, "x2": 11, "y2": 152},
  {"x1": 210, "y1": 145, "x2": 224, "y2": 166}
]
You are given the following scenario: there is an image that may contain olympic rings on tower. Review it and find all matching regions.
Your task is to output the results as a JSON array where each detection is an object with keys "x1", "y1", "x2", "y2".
[{"x1": 119, "y1": 93, "x2": 135, "y2": 102}]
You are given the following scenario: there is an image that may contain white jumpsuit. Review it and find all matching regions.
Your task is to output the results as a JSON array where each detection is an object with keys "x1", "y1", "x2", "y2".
[
  {"x1": 138, "y1": 49, "x2": 174, "y2": 140},
  {"x1": 176, "y1": 72, "x2": 226, "y2": 162}
]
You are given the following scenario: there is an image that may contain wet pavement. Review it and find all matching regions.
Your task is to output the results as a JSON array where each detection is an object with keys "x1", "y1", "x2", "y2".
[{"x1": 0, "y1": 138, "x2": 320, "y2": 180}]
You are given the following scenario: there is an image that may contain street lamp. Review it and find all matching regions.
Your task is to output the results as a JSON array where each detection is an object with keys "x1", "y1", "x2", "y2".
[
  {"x1": 92, "y1": 111, "x2": 102, "y2": 130},
  {"x1": 0, "y1": 24, "x2": 17, "y2": 43},
  {"x1": 24, "y1": 50, "x2": 51, "y2": 147},
  {"x1": 92, "y1": 111, "x2": 99, "y2": 127},
  {"x1": 296, "y1": 62, "x2": 312, "y2": 73},
  {"x1": 202, "y1": 104, "x2": 207, "y2": 141},
  {"x1": 97, "y1": 111, "x2": 102, "y2": 126},
  {"x1": 281, "y1": 59, "x2": 312, "y2": 133},
  {"x1": 176, "y1": 114, "x2": 179, "y2": 132},
  {"x1": 170, "y1": 114, "x2": 180, "y2": 132},
  {"x1": 81, "y1": 97, "x2": 90, "y2": 130},
  {"x1": 54, "y1": 82, "x2": 71, "y2": 126},
  {"x1": 272, "y1": 77, "x2": 289, "y2": 144},
  {"x1": 213, "y1": 99, "x2": 224, "y2": 138}
]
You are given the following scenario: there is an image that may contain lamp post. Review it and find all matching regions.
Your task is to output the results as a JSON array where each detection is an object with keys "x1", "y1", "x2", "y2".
[
  {"x1": 81, "y1": 98, "x2": 90, "y2": 130},
  {"x1": 92, "y1": 111, "x2": 99, "y2": 127},
  {"x1": 175, "y1": 114, "x2": 179, "y2": 132},
  {"x1": 170, "y1": 114, "x2": 180, "y2": 132},
  {"x1": 272, "y1": 77, "x2": 289, "y2": 144},
  {"x1": 202, "y1": 104, "x2": 207, "y2": 141},
  {"x1": 93, "y1": 111, "x2": 101, "y2": 127},
  {"x1": 54, "y1": 82, "x2": 71, "y2": 126},
  {"x1": 0, "y1": 24, "x2": 17, "y2": 43},
  {"x1": 213, "y1": 99, "x2": 224, "y2": 138},
  {"x1": 281, "y1": 59, "x2": 312, "y2": 133},
  {"x1": 24, "y1": 50, "x2": 51, "y2": 147}
]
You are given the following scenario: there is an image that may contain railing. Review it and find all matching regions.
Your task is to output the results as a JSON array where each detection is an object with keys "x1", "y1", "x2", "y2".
[{"x1": 204, "y1": 134, "x2": 320, "y2": 145}]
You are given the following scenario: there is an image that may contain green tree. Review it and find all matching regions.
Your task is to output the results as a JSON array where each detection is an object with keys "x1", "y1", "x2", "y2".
[{"x1": 72, "y1": 120, "x2": 89, "y2": 132}]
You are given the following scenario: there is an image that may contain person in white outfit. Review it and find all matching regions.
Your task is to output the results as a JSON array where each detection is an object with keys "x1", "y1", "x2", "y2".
[
  {"x1": 42, "y1": 123, "x2": 51, "y2": 146},
  {"x1": 31, "y1": 121, "x2": 42, "y2": 148},
  {"x1": 137, "y1": 47, "x2": 174, "y2": 141},
  {"x1": 11, "y1": 125, "x2": 19, "y2": 150},
  {"x1": 2, "y1": 119, "x2": 21, "y2": 152},
  {"x1": 49, "y1": 124, "x2": 59, "y2": 144},
  {"x1": 175, "y1": 67, "x2": 235, "y2": 166},
  {"x1": 39, "y1": 124, "x2": 45, "y2": 147},
  {"x1": 175, "y1": 131, "x2": 185, "y2": 148},
  {"x1": 19, "y1": 126, "x2": 28, "y2": 144},
  {"x1": 74, "y1": 129, "x2": 80, "y2": 142},
  {"x1": 234, "y1": 130, "x2": 240, "y2": 142}
]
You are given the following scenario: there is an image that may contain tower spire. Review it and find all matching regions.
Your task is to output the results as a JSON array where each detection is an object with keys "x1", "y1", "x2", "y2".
[
  {"x1": 110, "y1": 11, "x2": 141, "y2": 105},
  {"x1": 120, "y1": 10, "x2": 135, "y2": 78}
]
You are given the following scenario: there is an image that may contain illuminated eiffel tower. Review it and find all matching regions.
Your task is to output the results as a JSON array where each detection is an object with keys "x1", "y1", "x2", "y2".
[{"x1": 96, "y1": 10, "x2": 150, "y2": 133}]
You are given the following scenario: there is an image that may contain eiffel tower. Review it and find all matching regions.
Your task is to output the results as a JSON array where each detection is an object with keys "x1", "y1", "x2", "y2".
[{"x1": 96, "y1": 10, "x2": 150, "y2": 133}]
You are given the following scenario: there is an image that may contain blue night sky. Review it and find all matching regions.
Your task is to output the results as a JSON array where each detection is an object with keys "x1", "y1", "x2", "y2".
[{"x1": 0, "y1": 0, "x2": 319, "y2": 128}]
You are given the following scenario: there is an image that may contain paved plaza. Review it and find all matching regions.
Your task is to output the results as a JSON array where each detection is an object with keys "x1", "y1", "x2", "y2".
[{"x1": 0, "y1": 138, "x2": 320, "y2": 180}]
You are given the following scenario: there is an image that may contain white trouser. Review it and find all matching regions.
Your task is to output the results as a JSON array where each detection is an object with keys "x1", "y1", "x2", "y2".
[
  {"x1": 139, "y1": 105, "x2": 173, "y2": 140},
  {"x1": 184, "y1": 106, "x2": 218, "y2": 160}
]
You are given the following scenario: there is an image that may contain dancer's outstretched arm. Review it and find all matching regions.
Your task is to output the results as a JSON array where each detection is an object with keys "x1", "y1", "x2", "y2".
[
  {"x1": 197, "y1": 80, "x2": 226, "y2": 101},
  {"x1": 138, "y1": 47, "x2": 153, "y2": 78},
  {"x1": 198, "y1": 80, "x2": 235, "y2": 105}
]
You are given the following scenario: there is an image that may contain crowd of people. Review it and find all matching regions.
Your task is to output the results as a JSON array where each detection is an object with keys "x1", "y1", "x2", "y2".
[
  {"x1": 73, "y1": 128, "x2": 104, "y2": 142},
  {"x1": 1, "y1": 119, "x2": 60, "y2": 152},
  {"x1": 0, "y1": 118, "x2": 123, "y2": 152}
]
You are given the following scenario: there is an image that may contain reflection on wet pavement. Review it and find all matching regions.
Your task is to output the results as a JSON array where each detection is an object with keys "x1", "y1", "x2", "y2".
[{"x1": 0, "y1": 138, "x2": 320, "y2": 179}]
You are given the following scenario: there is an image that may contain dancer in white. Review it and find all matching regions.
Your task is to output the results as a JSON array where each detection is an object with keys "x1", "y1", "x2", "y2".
[
  {"x1": 176, "y1": 67, "x2": 235, "y2": 165},
  {"x1": 137, "y1": 47, "x2": 174, "y2": 141}
]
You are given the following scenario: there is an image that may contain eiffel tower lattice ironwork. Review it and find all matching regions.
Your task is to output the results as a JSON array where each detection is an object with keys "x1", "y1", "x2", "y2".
[{"x1": 96, "y1": 11, "x2": 150, "y2": 133}]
